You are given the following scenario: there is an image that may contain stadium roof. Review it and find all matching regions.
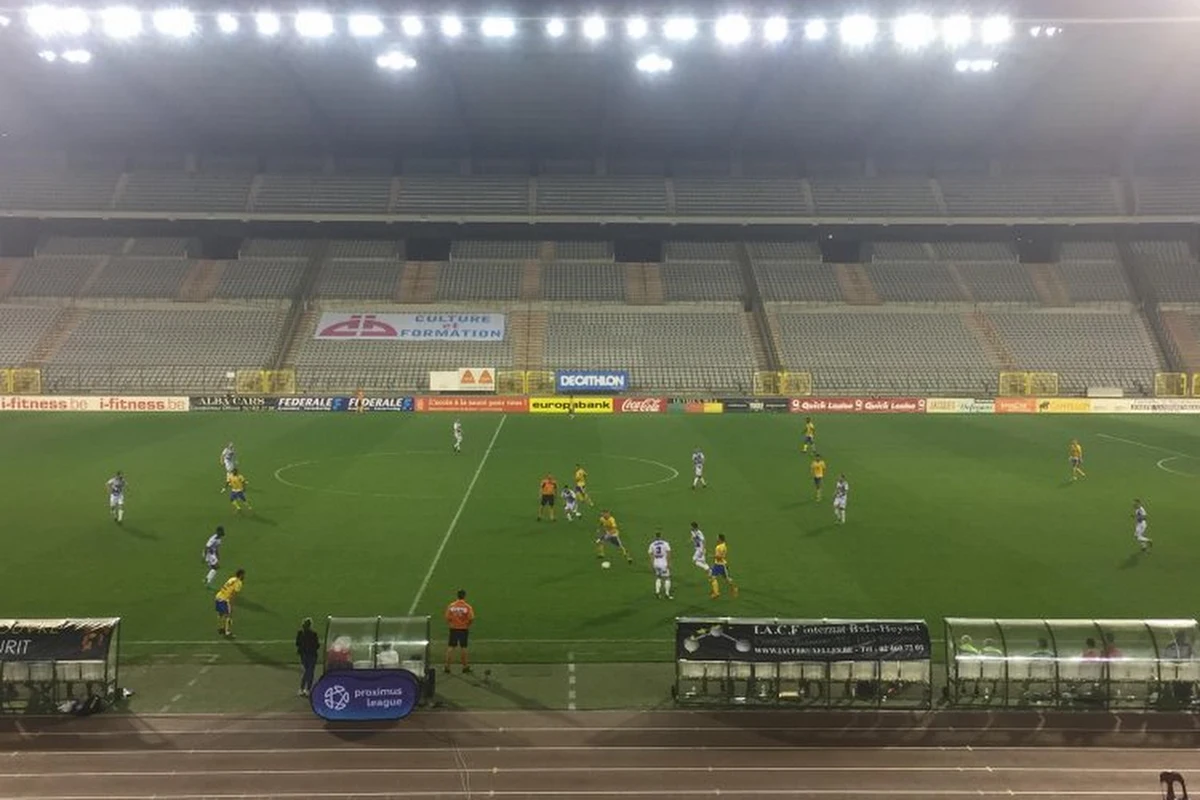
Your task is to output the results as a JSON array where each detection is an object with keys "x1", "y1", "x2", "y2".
[{"x1": 1, "y1": 4, "x2": 1199, "y2": 160}]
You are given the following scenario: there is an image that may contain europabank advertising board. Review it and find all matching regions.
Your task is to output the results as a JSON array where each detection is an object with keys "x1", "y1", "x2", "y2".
[
  {"x1": 0, "y1": 396, "x2": 189, "y2": 412},
  {"x1": 314, "y1": 313, "x2": 505, "y2": 341},
  {"x1": 789, "y1": 397, "x2": 926, "y2": 414},
  {"x1": 416, "y1": 396, "x2": 529, "y2": 413},
  {"x1": 428, "y1": 368, "x2": 497, "y2": 393},
  {"x1": 529, "y1": 397, "x2": 613, "y2": 414},
  {"x1": 675, "y1": 618, "x2": 931, "y2": 663},
  {"x1": 0, "y1": 618, "x2": 118, "y2": 662}
]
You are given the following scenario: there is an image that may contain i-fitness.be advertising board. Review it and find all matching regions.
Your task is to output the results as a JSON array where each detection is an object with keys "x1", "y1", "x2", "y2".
[
  {"x1": 555, "y1": 371, "x2": 629, "y2": 394},
  {"x1": 0, "y1": 395, "x2": 189, "y2": 412},
  {"x1": 275, "y1": 396, "x2": 414, "y2": 412},
  {"x1": 311, "y1": 669, "x2": 421, "y2": 722}
]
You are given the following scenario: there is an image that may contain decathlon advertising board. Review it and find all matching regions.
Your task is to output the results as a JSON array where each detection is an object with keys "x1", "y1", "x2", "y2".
[
  {"x1": 555, "y1": 371, "x2": 629, "y2": 394},
  {"x1": 314, "y1": 313, "x2": 505, "y2": 341}
]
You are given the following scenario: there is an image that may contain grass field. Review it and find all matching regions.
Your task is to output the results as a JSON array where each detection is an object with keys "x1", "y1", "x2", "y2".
[{"x1": 5, "y1": 411, "x2": 1200, "y2": 669}]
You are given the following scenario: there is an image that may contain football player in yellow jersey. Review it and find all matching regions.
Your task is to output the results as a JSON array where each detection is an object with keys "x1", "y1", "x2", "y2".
[
  {"x1": 810, "y1": 454, "x2": 827, "y2": 501},
  {"x1": 595, "y1": 510, "x2": 633, "y2": 564},
  {"x1": 214, "y1": 569, "x2": 245, "y2": 638},
  {"x1": 709, "y1": 534, "x2": 739, "y2": 599},
  {"x1": 223, "y1": 468, "x2": 252, "y2": 512},
  {"x1": 802, "y1": 417, "x2": 816, "y2": 452},
  {"x1": 574, "y1": 463, "x2": 594, "y2": 506},
  {"x1": 1068, "y1": 439, "x2": 1086, "y2": 481}
]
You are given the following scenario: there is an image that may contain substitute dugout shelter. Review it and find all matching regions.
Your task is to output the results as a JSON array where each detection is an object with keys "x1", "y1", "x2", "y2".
[{"x1": 945, "y1": 617, "x2": 1199, "y2": 710}]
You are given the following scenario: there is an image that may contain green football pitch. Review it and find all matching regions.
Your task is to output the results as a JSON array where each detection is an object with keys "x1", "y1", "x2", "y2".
[{"x1": 5, "y1": 411, "x2": 1200, "y2": 667}]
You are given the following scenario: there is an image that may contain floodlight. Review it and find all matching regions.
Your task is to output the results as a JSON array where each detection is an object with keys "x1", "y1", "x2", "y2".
[
  {"x1": 0, "y1": 15, "x2": 9, "y2": 27},
  {"x1": 582, "y1": 15, "x2": 606, "y2": 40},
  {"x1": 481, "y1": 16, "x2": 515, "y2": 38},
  {"x1": 37, "y1": 49, "x2": 57, "y2": 62},
  {"x1": 1047, "y1": 26, "x2": 1060, "y2": 37},
  {"x1": 1029, "y1": 25, "x2": 1041, "y2": 37},
  {"x1": 153, "y1": 8, "x2": 196, "y2": 38},
  {"x1": 941, "y1": 15, "x2": 971, "y2": 47},
  {"x1": 839, "y1": 14, "x2": 877, "y2": 47},
  {"x1": 715, "y1": 14, "x2": 750, "y2": 45},
  {"x1": 101, "y1": 7, "x2": 143, "y2": 39},
  {"x1": 348, "y1": 14, "x2": 383, "y2": 37},
  {"x1": 625, "y1": 16, "x2": 648, "y2": 39},
  {"x1": 27, "y1": 5, "x2": 90, "y2": 37},
  {"x1": 62, "y1": 48, "x2": 91, "y2": 63},
  {"x1": 216, "y1": 12, "x2": 239, "y2": 33},
  {"x1": 401, "y1": 15, "x2": 423, "y2": 36},
  {"x1": 545, "y1": 17, "x2": 565, "y2": 37},
  {"x1": 636, "y1": 53, "x2": 672, "y2": 74},
  {"x1": 803, "y1": 19, "x2": 827, "y2": 41},
  {"x1": 893, "y1": 14, "x2": 935, "y2": 49},
  {"x1": 663, "y1": 16, "x2": 697, "y2": 41},
  {"x1": 980, "y1": 15, "x2": 1011, "y2": 44},
  {"x1": 440, "y1": 15, "x2": 463, "y2": 37},
  {"x1": 377, "y1": 50, "x2": 417, "y2": 70},
  {"x1": 255, "y1": 12, "x2": 280, "y2": 36},
  {"x1": 295, "y1": 11, "x2": 334, "y2": 38},
  {"x1": 763, "y1": 16, "x2": 788, "y2": 43},
  {"x1": 955, "y1": 58, "x2": 996, "y2": 73}
]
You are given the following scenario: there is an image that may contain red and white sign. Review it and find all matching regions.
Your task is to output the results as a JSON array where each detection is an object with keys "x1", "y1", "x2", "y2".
[
  {"x1": 789, "y1": 397, "x2": 925, "y2": 414},
  {"x1": 429, "y1": 368, "x2": 497, "y2": 393},
  {"x1": 614, "y1": 397, "x2": 667, "y2": 413},
  {"x1": 314, "y1": 312, "x2": 505, "y2": 341},
  {"x1": 0, "y1": 395, "x2": 189, "y2": 412},
  {"x1": 994, "y1": 397, "x2": 1038, "y2": 414},
  {"x1": 415, "y1": 396, "x2": 528, "y2": 413}
]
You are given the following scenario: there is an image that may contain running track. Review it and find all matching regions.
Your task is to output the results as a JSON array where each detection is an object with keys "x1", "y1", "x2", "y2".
[{"x1": 3, "y1": 709, "x2": 1200, "y2": 798}]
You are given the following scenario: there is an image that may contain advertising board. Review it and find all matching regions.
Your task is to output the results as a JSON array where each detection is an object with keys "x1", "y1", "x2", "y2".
[
  {"x1": 1090, "y1": 398, "x2": 1200, "y2": 414},
  {"x1": 994, "y1": 397, "x2": 1038, "y2": 414},
  {"x1": 0, "y1": 396, "x2": 189, "y2": 412},
  {"x1": 428, "y1": 368, "x2": 496, "y2": 393},
  {"x1": 723, "y1": 398, "x2": 790, "y2": 413},
  {"x1": 191, "y1": 396, "x2": 277, "y2": 411},
  {"x1": 924, "y1": 398, "x2": 996, "y2": 414},
  {"x1": 789, "y1": 397, "x2": 925, "y2": 414},
  {"x1": 0, "y1": 618, "x2": 119, "y2": 662},
  {"x1": 675, "y1": 618, "x2": 931, "y2": 663},
  {"x1": 1037, "y1": 398, "x2": 1093, "y2": 414},
  {"x1": 275, "y1": 396, "x2": 414, "y2": 412},
  {"x1": 529, "y1": 397, "x2": 614, "y2": 414},
  {"x1": 555, "y1": 371, "x2": 629, "y2": 394},
  {"x1": 310, "y1": 669, "x2": 421, "y2": 722},
  {"x1": 314, "y1": 312, "x2": 505, "y2": 341},
  {"x1": 614, "y1": 397, "x2": 667, "y2": 413},
  {"x1": 415, "y1": 396, "x2": 529, "y2": 413}
]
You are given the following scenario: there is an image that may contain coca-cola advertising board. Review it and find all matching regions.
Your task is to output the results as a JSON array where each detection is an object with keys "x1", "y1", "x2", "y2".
[
  {"x1": 614, "y1": 397, "x2": 667, "y2": 413},
  {"x1": 789, "y1": 397, "x2": 926, "y2": 414}
]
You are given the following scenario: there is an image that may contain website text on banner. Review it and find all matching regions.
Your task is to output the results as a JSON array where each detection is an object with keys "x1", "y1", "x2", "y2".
[
  {"x1": 555, "y1": 370, "x2": 629, "y2": 394},
  {"x1": 314, "y1": 312, "x2": 505, "y2": 341},
  {"x1": 789, "y1": 397, "x2": 926, "y2": 414},
  {"x1": 429, "y1": 368, "x2": 496, "y2": 393},
  {"x1": 416, "y1": 396, "x2": 529, "y2": 413},
  {"x1": 0, "y1": 396, "x2": 189, "y2": 412},
  {"x1": 529, "y1": 397, "x2": 614, "y2": 414}
]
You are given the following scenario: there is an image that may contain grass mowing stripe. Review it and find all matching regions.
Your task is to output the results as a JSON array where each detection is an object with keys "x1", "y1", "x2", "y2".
[{"x1": 407, "y1": 414, "x2": 507, "y2": 615}]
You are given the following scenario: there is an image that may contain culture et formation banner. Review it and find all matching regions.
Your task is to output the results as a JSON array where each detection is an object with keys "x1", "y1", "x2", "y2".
[
  {"x1": 675, "y1": 618, "x2": 932, "y2": 663},
  {"x1": 314, "y1": 312, "x2": 505, "y2": 341}
]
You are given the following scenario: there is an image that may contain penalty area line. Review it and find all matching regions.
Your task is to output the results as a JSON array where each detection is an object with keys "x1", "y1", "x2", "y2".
[{"x1": 407, "y1": 414, "x2": 507, "y2": 615}]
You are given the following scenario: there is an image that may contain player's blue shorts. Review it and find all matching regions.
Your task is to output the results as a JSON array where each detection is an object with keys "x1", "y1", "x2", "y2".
[
  {"x1": 1070, "y1": 457, "x2": 1081, "y2": 466},
  {"x1": 710, "y1": 564, "x2": 728, "y2": 578},
  {"x1": 229, "y1": 491, "x2": 246, "y2": 502},
  {"x1": 813, "y1": 477, "x2": 823, "y2": 488},
  {"x1": 805, "y1": 435, "x2": 814, "y2": 444},
  {"x1": 215, "y1": 600, "x2": 230, "y2": 616},
  {"x1": 599, "y1": 533, "x2": 622, "y2": 547},
  {"x1": 575, "y1": 484, "x2": 587, "y2": 495}
]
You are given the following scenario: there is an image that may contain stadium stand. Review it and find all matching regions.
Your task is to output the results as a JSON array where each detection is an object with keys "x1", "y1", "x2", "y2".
[
  {"x1": 82, "y1": 257, "x2": 193, "y2": 299},
  {"x1": 1057, "y1": 242, "x2": 1133, "y2": 303},
  {"x1": 954, "y1": 262, "x2": 1039, "y2": 303},
  {"x1": 214, "y1": 259, "x2": 306, "y2": 299},
  {"x1": 1130, "y1": 241, "x2": 1200, "y2": 301},
  {"x1": 673, "y1": 178, "x2": 809, "y2": 216},
  {"x1": 864, "y1": 260, "x2": 961, "y2": 303},
  {"x1": 438, "y1": 260, "x2": 524, "y2": 301},
  {"x1": 810, "y1": 177, "x2": 943, "y2": 216},
  {"x1": 10, "y1": 257, "x2": 100, "y2": 298},
  {"x1": 938, "y1": 174, "x2": 1121, "y2": 216},
  {"x1": 753, "y1": 261, "x2": 843, "y2": 303},
  {"x1": 118, "y1": 171, "x2": 253, "y2": 212},
  {"x1": 542, "y1": 261, "x2": 624, "y2": 302},
  {"x1": 395, "y1": 176, "x2": 529, "y2": 215},
  {"x1": 1133, "y1": 174, "x2": 1200, "y2": 215},
  {"x1": 254, "y1": 174, "x2": 392, "y2": 213},
  {"x1": 0, "y1": 169, "x2": 120, "y2": 211},
  {"x1": 536, "y1": 177, "x2": 668, "y2": 215},
  {"x1": 661, "y1": 261, "x2": 744, "y2": 302},
  {"x1": 315, "y1": 257, "x2": 405, "y2": 300},
  {"x1": 0, "y1": 305, "x2": 63, "y2": 364}
]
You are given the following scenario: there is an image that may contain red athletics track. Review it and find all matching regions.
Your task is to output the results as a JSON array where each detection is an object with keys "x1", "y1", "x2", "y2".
[{"x1": 3, "y1": 709, "x2": 1200, "y2": 798}]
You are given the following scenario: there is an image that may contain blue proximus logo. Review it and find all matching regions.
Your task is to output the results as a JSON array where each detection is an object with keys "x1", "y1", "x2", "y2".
[
  {"x1": 556, "y1": 371, "x2": 629, "y2": 393},
  {"x1": 311, "y1": 669, "x2": 421, "y2": 722}
]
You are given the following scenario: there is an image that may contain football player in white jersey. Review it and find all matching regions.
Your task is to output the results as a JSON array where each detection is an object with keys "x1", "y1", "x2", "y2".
[
  {"x1": 691, "y1": 448, "x2": 707, "y2": 489},
  {"x1": 203, "y1": 526, "x2": 225, "y2": 588},
  {"x1": 833, "y1": 474, "x2": 849, "y2": 524},
  {"x1": 453, "y1": 420, "x2": 463, "y2": 453},
  {"x1": 105, "y1": 471, "x2": 126, "y2": 524},
  {"x1": 689, "y1": 521, "x2": 709, "y2": 572},
  {"x1": 1133, "y1": 499, "x2": 1151, "y2": 552},
  {"x1": 562, "y1": 486, "x2": 581, "y2": 521},
  {"x1": 648, "y1": 530, "x2": 673, "y2": 599},
  {"x1": 220, "y1": 443, "x2": 237, "y2": 477}
]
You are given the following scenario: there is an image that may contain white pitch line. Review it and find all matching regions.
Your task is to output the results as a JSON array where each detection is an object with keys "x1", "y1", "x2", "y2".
[
  {"x1": 611, "y1": 455, "x2": 680, "y2": 492},
  {"x1": 14, "y1": 745, "x2": 1200, "y2": 756},
  {"x1": 408, "y1": 414, "x2": 507, "y2": 615},
  {"x1": 121, "y1": 638, "x2": 674, "y2": 646},
  {"x1": 0, "y1": 790, "x2": 1166, "y2": 799},
  {"x1": 1097, "y1": 432, "x2": 1191, "y2": 458}
]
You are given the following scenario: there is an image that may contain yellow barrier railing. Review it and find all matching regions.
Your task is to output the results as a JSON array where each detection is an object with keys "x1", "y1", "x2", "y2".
[
  {"x1": 235, "y1": 369, "x2": 296, "y2": 395},
  {"x1": 1156, "y1": 372, "x2": 1188, "y2": 397},
  {"x1": 999, "y1": 371, "x2": 1059, "y2": 397}
]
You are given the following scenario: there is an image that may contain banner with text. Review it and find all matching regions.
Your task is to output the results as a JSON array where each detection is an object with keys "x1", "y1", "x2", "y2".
[
  {"x1": 924, "y1": 398, "x2": 996, "y2": 414},
  {"x1": 675, "y1": 618, "x2": 932, "y2": 663},
  {"x1": 529, "y1": 397, "x2": 613, "y2": 414},
  {"x1": 314, "y1": 312, "x2": 505, "y2": 341},
  {"x1": 723, "y1": 398, "x2": 790, "y2": 413},
  {"x1": 994, "y1": 397, "x2": 1038, "y2": 414},
  {"x1": 191, "y1": 396, "x2": 278, "y2": 411},
  {"x1": 310, "y1": 668, "x2": 421, "y2": 722},
  {"x1": 555, "y1": 371, "x2": 629, "y2": 394},
  {"x1": 416, "y1": 396, "x2": 529, "y2": 413},
  {"x1": 275, "y1": 396, "x2": 414, "y2": 412},
  {"x1": 790, "y1": 397, "x2": 926, "y2": 414},
  {"x1": 0, "y1": 396, "x2": 189, "y2": 412},
  {"x1": 614, "y1": 397, "x2": 668, "y2": 413},
  {"x1": 1037, "y1": 398, "x2": 1093, "y2": 414},
  {"x1": 429, "y1": 368, "x2": 497, "y2": 393},
  {"x1": 0, "y1": 618, "x2": 119, "y2": 662}
]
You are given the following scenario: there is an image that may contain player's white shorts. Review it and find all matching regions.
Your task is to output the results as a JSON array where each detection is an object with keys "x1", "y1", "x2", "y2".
[
  {"x1": 109, "y1": 493, "x2": 124, "y2": 508},
  {"x1": 205, "y1": 552, "x2": 219, "y2": 568},
  {"x1": 693, "y1": 549, "x2": 708, "y2": 567},
  {"x1": 1135, "y1": 522, "x2": 1149, "y2": 541},
  {"x1": 693, "y1": 465, "x2": 704, "y2": 477},
  {"x1": 833, "y1": 496, "x2": 847, "y2": 510},
  {"x1": 564, "y1": 501, "x2": 578, "y2": 515},
  {"x1": 653, "y1": 560, "x2": 670, "y2": 578},
  {"x1": 223, "y1": 459, "x2": 236, "y2": 473}
]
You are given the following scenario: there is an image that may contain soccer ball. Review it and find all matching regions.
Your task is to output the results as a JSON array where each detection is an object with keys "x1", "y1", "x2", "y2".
[{"x1": 600, "y1": 560, "x2": 611, "y2": 570}]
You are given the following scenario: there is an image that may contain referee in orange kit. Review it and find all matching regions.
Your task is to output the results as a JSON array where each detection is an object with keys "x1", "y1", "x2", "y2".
[{"x1": 445, "y1": 589, "x2": 475, "y2": 674}]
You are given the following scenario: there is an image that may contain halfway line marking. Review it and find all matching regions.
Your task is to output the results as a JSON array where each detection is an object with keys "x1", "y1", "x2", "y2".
[{"x1": 408, "y1": 414, "x2": 507, "y2": 615}]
